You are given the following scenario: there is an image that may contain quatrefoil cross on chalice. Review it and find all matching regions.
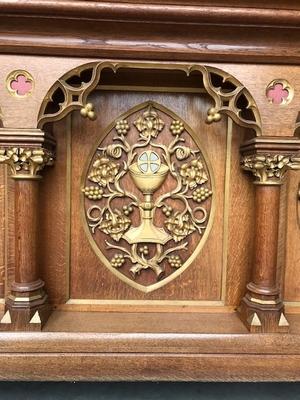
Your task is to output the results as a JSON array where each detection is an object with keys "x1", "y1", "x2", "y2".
[{"x1": 123, "y1": 150, "x2": 172, "y2": 245}]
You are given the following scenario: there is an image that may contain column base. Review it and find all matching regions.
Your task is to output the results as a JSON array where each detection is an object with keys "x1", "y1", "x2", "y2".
[
  {"x1": 0, "y1": 279, "x2": 51, "y2": 331},
  {"x1": 238, "y1": 292, "x2": 289, "y2": 333}
]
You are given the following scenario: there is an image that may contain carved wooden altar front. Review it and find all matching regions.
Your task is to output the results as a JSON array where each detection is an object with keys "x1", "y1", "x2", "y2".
[{"x1": 0, "y1": 0, "x2": 300, "y2": 381}]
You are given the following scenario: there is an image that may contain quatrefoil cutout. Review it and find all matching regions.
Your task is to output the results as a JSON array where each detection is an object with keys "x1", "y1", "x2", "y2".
[
  {"x1": 6, "y1": 70, "x2": 34, "y2": 98},
  {"x1": 266, "y1": 79, "x2": 293, "y2": 105}
]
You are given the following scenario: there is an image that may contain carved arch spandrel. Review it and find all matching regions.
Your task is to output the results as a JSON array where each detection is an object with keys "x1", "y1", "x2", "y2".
[{"x1": 37, "y1": 61, "x2": 262, "y2": 136}]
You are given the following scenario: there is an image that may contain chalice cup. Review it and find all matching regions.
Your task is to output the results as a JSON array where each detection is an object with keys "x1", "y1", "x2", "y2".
[{"x1": 123, "y1": 150, "x2": 172, "y2": 245}]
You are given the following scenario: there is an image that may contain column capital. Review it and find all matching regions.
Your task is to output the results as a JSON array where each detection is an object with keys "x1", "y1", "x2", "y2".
[
  {"x1": 0, "y1": 128, "x2": 55, "y2": 179},
  {"x1": 240, "y1": 137, "x2": 300, "y2": 185}
]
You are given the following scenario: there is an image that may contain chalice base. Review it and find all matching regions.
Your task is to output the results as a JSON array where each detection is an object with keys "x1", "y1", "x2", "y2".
[{"x1": 123, "y1": 220, "x2": 171, "y2": 245}]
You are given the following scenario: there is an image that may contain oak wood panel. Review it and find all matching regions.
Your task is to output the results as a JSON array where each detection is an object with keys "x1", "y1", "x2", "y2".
[
  {"x1": 1, "y1": 1, "x2": 300, "y2": 25},
  {"x1": 283, "y1": 171, "x2": 300, "y2": 302},
  {"x1": 3, "y1": 327, "x2": 300, "y2": 354},
  {"x1": 277, "y1": 178, "x2": 288, "y2": 297},
  {"x1": 39, "y1": 118, "x2": 69, "y2": 304},
  {"x1": 225, "y1": 125, "x2": 254, "y2": 305},
  {"x1": 1, "y1": 2, "x2": 300, "y2": 65},
  {"x1": 46, "y1": 311, "x2": 245, "y2": 334},
  {"x1": 81, "y1": 0, "x2": 300, "y2": 7},
  {"x1": 1, "y1": 353, "x2": 300, "y2": 381},
  {"x1": 0, "y1": 23, "x2": 300, "y2": 66},
  {"x1": 70, "y1": 90, "x2": 226, "y2": 301},
  {"x1": 1, "y1": 312, "x2": 300, "y2": 353},
  {"x1": 0, "y1": 0, "x2": 299, "y2": 381}
]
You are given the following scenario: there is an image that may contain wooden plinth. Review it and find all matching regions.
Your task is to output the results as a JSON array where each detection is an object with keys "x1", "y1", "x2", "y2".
[{"x1": 0, "y1": 310, "x2": 300, "y2": 381}]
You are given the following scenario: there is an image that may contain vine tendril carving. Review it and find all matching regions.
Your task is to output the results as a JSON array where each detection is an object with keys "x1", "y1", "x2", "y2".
[{"x1": 82, "y1": 101, "x2": 214, "y2": 292}]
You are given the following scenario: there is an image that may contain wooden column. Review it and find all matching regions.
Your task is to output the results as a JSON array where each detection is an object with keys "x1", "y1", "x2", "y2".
[
  {"x1": 0, "y1": 129, "x2": 55, "y2": 331},
  {"x1": 238, "y1": 138, "x2": 300, "y2": 333}
]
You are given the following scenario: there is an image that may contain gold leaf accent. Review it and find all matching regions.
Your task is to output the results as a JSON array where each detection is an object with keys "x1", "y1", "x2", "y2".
[
  {"x1": 106, "y1": 144, "x2": 123, "y2": 159},
  {"x1": 165, "y1": 212, "x2": 196, "y2": 242},
  {"x1": 241, "y1": 153, "x2": 300, "y2": 185},
  {"x1": 134, "y1": 105, "x2": 164, "y2": 139},
  {"x1": 80, "y1": 103, "x2": 96, "y2": 120},
  {"x1": 99, "y1": 211, "x2": 131, "y2": 242},
  {"x1": 88, "y1": 156, "x2": 119, "y2": 186},
  {"x1": 179, "y1": 159, "x2": 208, "y2": 189},
  {"x1": 0, "y1": 146, "x2": 54, "y2": 178},
  {"x1": 83, "y1": 102, "x2": 213, "y2": 286},
  {"x1": 170, "y1": 120, "x2": 184, "y2": 135},
  {"x1": 175, "y1": 146, "x2": 191, "y2": 160},
  {"x1": 115, "y1": 119, "x2": 130, "y2": 136}
]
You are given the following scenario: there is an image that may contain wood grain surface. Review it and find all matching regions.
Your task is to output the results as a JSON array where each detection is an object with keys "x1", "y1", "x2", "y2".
[
  {"x1": 69, "y1": 91, "x2": 225, "y2": 302},
  {"x1": 0, "y1": 1, "x2": 300, "y2": 64},
  {"x1": 0, "y1": 0, "x2": 299, "y2": 380},
  {"x1": 39, "y1": 117, "x2": 70, "y2": 304},
  {"x1": 283, "y1": 171, "x2": 300, "y2": 302},
  {"x1": 0, "y1": 311, "x2": 300, "y2": 380},
  {"x1": 0, "y1": 166, "x2": 5, "y2": 298}
]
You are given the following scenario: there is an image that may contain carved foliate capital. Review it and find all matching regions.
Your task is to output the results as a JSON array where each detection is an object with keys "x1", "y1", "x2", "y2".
[
  {"x1": 0, "y1": 147, "x2": 54, "y2": 179},
  {"x1": 241, "y1": 153, "x2": 300, "y2": 185}
]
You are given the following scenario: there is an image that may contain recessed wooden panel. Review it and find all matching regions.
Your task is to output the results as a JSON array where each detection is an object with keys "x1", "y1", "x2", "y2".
[
  {"x1": 225, "y1": 124, "x2": 255, "y2": 306},
  {"x1": 34, "y1": 88, "x2": 262, "y2": 306},
  {"x1": 283, "y1": 170, "x2": 300, "y2": 302},
  {"x1": 81, "y1": 101, "x2": 214, "y2": 293},
  {"x1": 70, "y1": 91, "x2": 226, "y2": 301},
  {"x1": 39, "y1": 117, "x2": 70, "y2": 304}
]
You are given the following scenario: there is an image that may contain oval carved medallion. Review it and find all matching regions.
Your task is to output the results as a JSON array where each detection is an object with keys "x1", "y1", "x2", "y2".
[{"x1": 82, "y1": 101, "x2": 214, "y2": 292}]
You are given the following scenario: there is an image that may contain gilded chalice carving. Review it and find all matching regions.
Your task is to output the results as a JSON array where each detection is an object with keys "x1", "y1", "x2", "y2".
[
  {"x1": 82, "y1": 102, "x2": 213, "y2": 291},
  {"x1": 123, "y1": 150, "x2": 171, "y2": 245}
]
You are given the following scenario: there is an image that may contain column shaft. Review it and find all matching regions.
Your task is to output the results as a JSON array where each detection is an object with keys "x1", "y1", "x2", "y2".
[
  {"x1": 15, "y1": 180, "x2": 39, "y2": 284},
  {"x1": 237, "y1": 142, "x2": 300, "y2": 333},
  {"x1": 0, "y1": 140, "x2": 55, "y2": 331},
  {"x1": 251, "y1": 185, "x2": 280, "y2": 292}
]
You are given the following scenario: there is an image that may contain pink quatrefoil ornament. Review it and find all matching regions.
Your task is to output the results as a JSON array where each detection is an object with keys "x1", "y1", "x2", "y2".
[
  {"x1": 7, "y1": 70, "x2": 34, "y2": 98},
  {"x1": 266, "y1": 80, "x2": 293, "y2": 105}
]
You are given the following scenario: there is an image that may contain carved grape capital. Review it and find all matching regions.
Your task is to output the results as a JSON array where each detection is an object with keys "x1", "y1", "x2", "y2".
[
  {"x1": 0, "y1": 146, "x2": 54, "y2": 179},
  {"x1": 241, "y1": 153, "x2": 300, "y2": 185}
]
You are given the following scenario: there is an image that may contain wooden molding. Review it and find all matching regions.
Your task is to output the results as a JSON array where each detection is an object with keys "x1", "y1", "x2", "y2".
[
  {"x1": 0, "y1": 128, "x2": 56, "y2": 150},
  {"x1": 241, "y1": 137, "x2": 300, "y2": 155},
  {"x1": 0, "y1": 1, "x2": 300, "y2": 26},
  {"x1": 1, "y1": 311, "x2": 300, "y2": 380},
  {"x1": 0, "y1": 2, "x2": 300, "y2": 63}
]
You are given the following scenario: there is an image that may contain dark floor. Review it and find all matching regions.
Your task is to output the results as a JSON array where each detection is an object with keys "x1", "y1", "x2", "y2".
[{"x1": 0, "y1": 382, "x2": 299, "y2": 399}]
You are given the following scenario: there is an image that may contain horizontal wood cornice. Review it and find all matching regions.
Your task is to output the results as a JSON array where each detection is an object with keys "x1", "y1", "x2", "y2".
[
  {"x1": 0, "y1": 2, "x2": 300, "y2": 63},
  {"x1": 240, "y1": 137, "x2": 300, "y2": 155},
  {"x1": 0, "y1": 1, "x2": 300, "y2": 26},
  {"x1": 0, "y1": 128, "x2": 56, "y2": 149}
]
